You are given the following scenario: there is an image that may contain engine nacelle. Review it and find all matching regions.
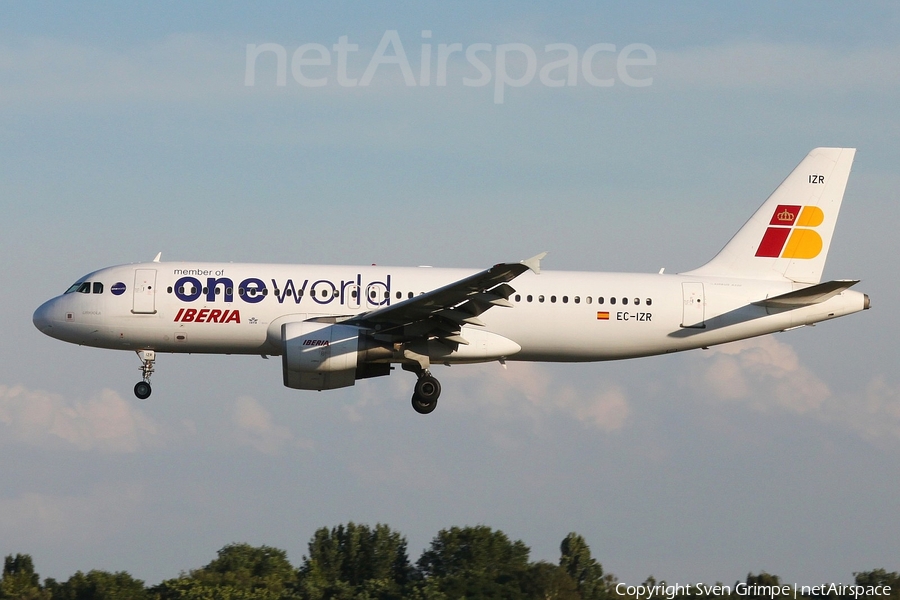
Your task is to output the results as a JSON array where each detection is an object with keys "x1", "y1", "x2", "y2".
[{"x1": 281, "y1": 322, "x2": 390, "y2": 391}]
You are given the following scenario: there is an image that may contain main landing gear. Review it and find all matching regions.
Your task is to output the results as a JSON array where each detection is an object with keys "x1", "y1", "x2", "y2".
[
  {"x1": 409, "y1": 369, "x2": 441, "y2": 415},
  {"x1": 134, "y1": 349, "x2": 156, "y2": 400}
]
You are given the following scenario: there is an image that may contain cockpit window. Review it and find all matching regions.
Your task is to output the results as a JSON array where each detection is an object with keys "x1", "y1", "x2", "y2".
[{"x1": 65, "y1": 281, "x2": 104, "y2": 294}]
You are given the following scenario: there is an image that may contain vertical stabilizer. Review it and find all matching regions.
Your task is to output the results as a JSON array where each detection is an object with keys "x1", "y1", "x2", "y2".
[{"x1": 683, "y1": 148, "x2": 856, "y2": 284}]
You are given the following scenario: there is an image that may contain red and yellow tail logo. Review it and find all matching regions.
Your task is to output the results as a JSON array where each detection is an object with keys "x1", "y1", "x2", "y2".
[{"x1": 755, "y1": 204, "x2": 824, "y2": 259}]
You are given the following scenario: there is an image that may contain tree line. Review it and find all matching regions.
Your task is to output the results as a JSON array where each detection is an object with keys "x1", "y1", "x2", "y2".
[{"x1": 0, "y1": 523, "x2": 896, "y2": 599}]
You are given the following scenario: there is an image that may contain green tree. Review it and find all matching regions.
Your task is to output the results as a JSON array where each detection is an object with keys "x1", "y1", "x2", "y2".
[
  {"x1": 297, "y1": 522, "x2": 412, "y2": 600},
  {"x1": 416, "y1": 525, "x2": 531, "y2": 599},
  {"x1": 739, "y1": 573, "x2": 783, "y2": 600},
  {"x1": 854, "y1": 570, "x2": 900, "y2": 600},
  {"x1": 152, "y1": 577, "x2": 290, "y2": 600},
  {"x1": 0, "y1": 554, "x2": 50, "y2": 600},
  {"x1": 189, "y1": 544, "x2": 295, "y2": 593},
  {"x1": 152, "y1": 544, "x2": 297, "y2": 600},
  {"x1": 521, "y1": 561, "x2": 580, "y2": 600},
  {"x1": 45, "y1": 570, "x2": 147, "y2": 600},
  {"x1": 559, "y1": 533, "x2": 607, "y2": 600}
]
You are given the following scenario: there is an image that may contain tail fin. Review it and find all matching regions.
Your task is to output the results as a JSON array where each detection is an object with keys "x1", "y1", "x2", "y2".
[{"x1": 683, "y1": 147, "x2": 856, "y2": 284}]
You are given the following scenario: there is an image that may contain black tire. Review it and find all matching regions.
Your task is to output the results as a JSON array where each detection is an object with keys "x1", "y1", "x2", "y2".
[
  {"x1": 415, "y1": 375, "x2": 441, "y2": 400},
  {"x1": 411, "y1": 375, "x2": 441, "y2": 414},
  {"x1": 411, "y1": 393, "x2": 437, "y2": 414},
  {"x1": 134, "y1": 381, "x2": 152, "y2": 400}
]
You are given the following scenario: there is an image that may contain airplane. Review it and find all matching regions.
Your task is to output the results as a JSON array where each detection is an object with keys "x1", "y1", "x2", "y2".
[{"x1": 33, "y1": 148, "x2": 868, "y2": 414}]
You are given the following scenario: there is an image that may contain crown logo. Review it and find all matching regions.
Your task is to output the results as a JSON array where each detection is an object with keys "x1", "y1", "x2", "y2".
[{"x1": 776, "y1": 208, "x2": 795, "y2": 222}]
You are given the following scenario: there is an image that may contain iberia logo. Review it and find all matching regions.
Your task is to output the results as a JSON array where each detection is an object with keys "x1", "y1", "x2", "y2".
[{"x1": 755, "y1": 204, "x2": 824, "y2": 259}]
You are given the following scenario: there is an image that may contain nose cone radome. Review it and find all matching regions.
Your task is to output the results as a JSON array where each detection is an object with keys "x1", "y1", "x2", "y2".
[{"x1": 33, "y1": 299, "x2": 57, "y2": 335}]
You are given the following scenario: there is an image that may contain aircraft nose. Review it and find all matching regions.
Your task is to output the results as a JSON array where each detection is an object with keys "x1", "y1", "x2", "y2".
[{"x1": 33, "y1": 299, "x2": 56, "y2": 334}]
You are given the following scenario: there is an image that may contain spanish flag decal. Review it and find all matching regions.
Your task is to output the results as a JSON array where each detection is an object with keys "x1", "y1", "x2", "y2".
[{"x1": 597, "y1": 311, "x2": 610, "y2": 320}]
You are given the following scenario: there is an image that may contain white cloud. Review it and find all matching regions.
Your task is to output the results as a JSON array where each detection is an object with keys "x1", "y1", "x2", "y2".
[
  {"x1": 834, "y1": 376, "x2": 900, "y2": 442},
  {"x1": 441, "y1": 362, "x2": 630, "y2": 432},
  {"x1": 0, "y1": 384, "x2": 158, "y2": 452},
  {"x1": 692, "y1": 336, "x2": 829, "y2": 414},
  {"x1": 688, "y1": 337, "x2": 900, "y2": 442},
  {"x1": 231, "y1": 395, "x2": 311, "y2": 455}
]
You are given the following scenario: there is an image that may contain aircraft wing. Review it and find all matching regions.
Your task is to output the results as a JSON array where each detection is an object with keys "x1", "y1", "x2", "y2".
[{"x1": 333, "y1": 253, "x2": 546, "y2": 345}]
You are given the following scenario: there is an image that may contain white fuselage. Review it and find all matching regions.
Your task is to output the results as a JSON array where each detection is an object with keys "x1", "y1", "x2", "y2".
[{"x1": 33, "y1": 261, "x2": 868, "y2": 363}]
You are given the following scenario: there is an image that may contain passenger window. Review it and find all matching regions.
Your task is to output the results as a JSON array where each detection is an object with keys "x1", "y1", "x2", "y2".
[
  {"x1": 351, "y1": 290, "x2": 358, "y2": 299},
  {"x1": 202, "y1": 287, "x2": 208, "y2": 295},
  {"x1": 622, "y1": 297, "x2": 628, "y2": 305},
  {"x1": 646, "y1": 298, "x2": 652, "y2": 306},
  {"x1": 562, "y1": 296, "x2": 568, "y2": 303},
  {"x1": 598, "y1": 297, "x2": 605, "y2": 304},
  {"x1": 586, "y1": 297, "x2": 592, "y2": 304},
  {"x1": 574, "y1": 296, "x2": 580, "y2": 304},
  {"x1": 550, "y1": 295, "x2": 557, "y2": 303},
  {"x1": 610, "y1": 297, "x2": 616, "y2": 305},
  {"x1": 226, "y1": 287, "x2": 233, "y2": 295},
  {"x1": 527, "y1": 295, "x2": 533, "y2": 302},
  {"x1": 92, "y1": 282, "x2": 103, "y2": 294},
  {"x1": 515, "y1": 294, "x2": 521, "y2": 302},
  {"x1": 408, "y1": 292, "x2": 414, "y2": 299},
  {"x1": 634, "y1": 298, "x2": 640, "y2": 305},
  {"x1": 396, "y1": 291, "x2": 402, "y2": 299},
  {"x1": 538, "y1": 295, "x2": 545, "y2": 303},
  {"x1": 167, "y1": 286, "x2": 173, "y2": 294}
]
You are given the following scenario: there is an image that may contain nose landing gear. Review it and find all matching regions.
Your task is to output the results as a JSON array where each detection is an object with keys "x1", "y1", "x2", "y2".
[{"x1": 134, "y1": 349, "x2": 156, "y2": 400}]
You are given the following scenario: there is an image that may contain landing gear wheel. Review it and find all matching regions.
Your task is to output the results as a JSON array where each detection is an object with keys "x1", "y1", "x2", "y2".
[
  {"x1": 411, "y1": 374, "x2": 441, "y2": 414},
  {"x1": 134, "y1": 349, "x2": 156, "y2": 400},
  {"x1": 134, "y1": 381, "x2": 152, "y2": 400}
]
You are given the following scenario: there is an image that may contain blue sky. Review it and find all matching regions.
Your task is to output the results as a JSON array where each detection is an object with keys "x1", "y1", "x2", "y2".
[{"x1": 1, "y1": 1, "x2": 899, "y2": 587}]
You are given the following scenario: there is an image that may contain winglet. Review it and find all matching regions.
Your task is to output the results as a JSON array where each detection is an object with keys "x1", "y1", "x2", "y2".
[
  {"x1": 521, "y1": 252, "x2": 548, "y2": 275},
  {"x1": 152, "y1": 252, "x2": 162, "y2": 263}
]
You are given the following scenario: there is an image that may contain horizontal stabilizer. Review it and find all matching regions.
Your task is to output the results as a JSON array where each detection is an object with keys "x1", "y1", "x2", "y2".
[{"x1": 753, "y1": 280, "x2": 859, "y2": 308}]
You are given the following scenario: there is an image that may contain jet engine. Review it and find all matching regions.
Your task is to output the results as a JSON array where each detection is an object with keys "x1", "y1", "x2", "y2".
[{"x1": 281, "y1": 321, "x2": 391, "y2": 390}]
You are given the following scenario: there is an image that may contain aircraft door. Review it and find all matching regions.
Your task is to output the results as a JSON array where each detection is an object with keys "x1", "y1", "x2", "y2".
[
  {"x1": 681, "y1": 282, "x2": 705, "y2": 328},
  {"x1": 132, "y1": 269, "x2": 158, "y2": 314}
]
